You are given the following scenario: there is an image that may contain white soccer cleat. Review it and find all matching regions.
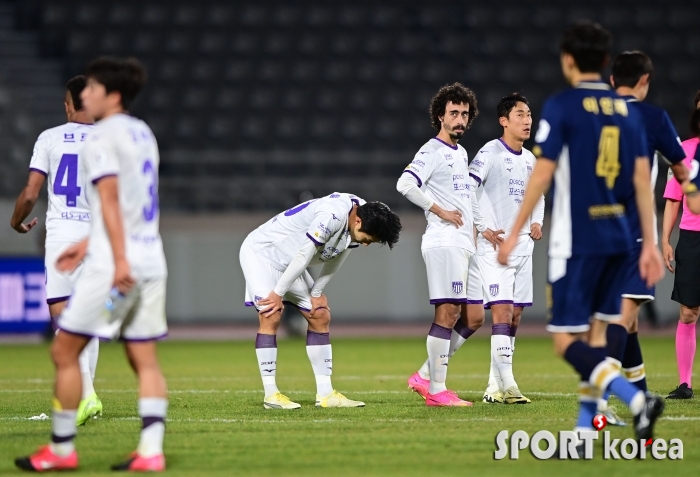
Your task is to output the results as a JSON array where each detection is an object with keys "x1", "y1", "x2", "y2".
[
  {"x1": 483, "y1": 389, "x2": 504, "y2": 404},
  {"x1": 503, "y1": 386, "x2": 531, "y2": 404},
  {"x1": 315, "y1": 390, "x2": 365, "y2": 408},
  {"x1": 263, "y1": 392, "x2": 301, "y2": 410},
  {"x1": 600, "y1": 406, "x2": 626, "y2": 426}
]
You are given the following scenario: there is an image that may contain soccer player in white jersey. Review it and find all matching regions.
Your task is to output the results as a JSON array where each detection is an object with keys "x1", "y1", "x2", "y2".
[
  {"x1": 240, "y1": 194, "x2": 401, "y2": 409},
  {"x1": 397, "y1": 83, "x2": 484, "y2": 407},
  {"x1": 469, "y1": 93, "x2": 544, "y2": 404},
  {"x1": 16, "y1": 57, "x2": 169, "y2": 472},
  {"x1": 10, "y1": 76, "x2": 103, "y2": 426}
]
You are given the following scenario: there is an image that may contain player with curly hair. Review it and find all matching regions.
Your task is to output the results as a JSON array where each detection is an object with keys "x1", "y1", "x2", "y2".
[{"x1": 397, "y1": 82, "x2": 483, "y2": 407}]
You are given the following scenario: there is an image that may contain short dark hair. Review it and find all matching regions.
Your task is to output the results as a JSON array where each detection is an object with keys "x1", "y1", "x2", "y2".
[
  {"x1": 690, "y1": 108, "x2": 700, "y2": 137},
  {"x1": 497, "y1": 93, "x2": 529, "y2": 119},
  {"x1": 611, "y1": 51, "x2": 654, "y2": 88},
  {"x1": 357, "y1": 202, "x2": 402, "y2": 250},
  {"x1": 429, "y1": 82, "x2": 479, "y2": 131},
  {"x1": 85, "y1": 56, "x2": 147, "y2": 110},
  {"x1": 65, "y1": 75, "x2": 86, "y2": 110},
  {"x1": 560, "y1": 20, "x2": 612, "y2": 73},
  {"x1": 695, "y1": 89, "x2": 700, "y2": 108}
]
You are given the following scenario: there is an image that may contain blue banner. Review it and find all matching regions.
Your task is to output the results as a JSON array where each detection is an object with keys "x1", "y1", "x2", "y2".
[{"x1": 0, "y1": 257, "x2": 50, "y2": 333}]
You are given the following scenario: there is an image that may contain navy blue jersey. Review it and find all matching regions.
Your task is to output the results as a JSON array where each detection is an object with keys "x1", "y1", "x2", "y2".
[
  {"x1": 533, "y1": 81, "x2": 647, "y2": 257},
  {"x1": 623, "y1": 96, "x2": 686, "y2": 239}
]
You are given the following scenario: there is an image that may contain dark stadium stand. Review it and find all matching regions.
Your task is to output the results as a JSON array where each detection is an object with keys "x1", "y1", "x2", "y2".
[{"x1": 4, "y1": 0, "x2": 700, "y2": 211}]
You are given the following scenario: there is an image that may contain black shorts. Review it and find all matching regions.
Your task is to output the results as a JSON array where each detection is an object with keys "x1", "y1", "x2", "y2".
[{"x1": 672, "y1": 229, "x2": 700, "y2": 307}]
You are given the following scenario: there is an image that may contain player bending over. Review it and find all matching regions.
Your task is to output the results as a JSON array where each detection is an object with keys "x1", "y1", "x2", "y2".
[
  {"x1": 590, "y1": 51, "x2": 689, "y2": 423},
  {"x1": 16, "y1": 57, "x2": 169, "y2": 472},
  {"x1": 240, "y1": 193, "x2": 401, "y2": 409},
  {"x1": 10, "y1": 76, "x2": 102, "y2": 426},
  {"x1": 499, "y1": 21, "x2": 667, "y2": 452},
  {"x1": 469, "y1": 93, "x2": 545, "y2": 404},
  {"x1": 397, "y1": 83, "x2": 484, "y2": 407}
]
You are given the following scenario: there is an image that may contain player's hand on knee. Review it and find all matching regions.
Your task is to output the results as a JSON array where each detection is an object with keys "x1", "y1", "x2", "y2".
[
  {"x1": 310, "y1": 294, "x2": 330, "y2": 318},
  {"x1": 483, "y1": 228, "x2": 505, "y2": 249},
  {"x1": 56, "y1": 239, "x2": 88, "y2": 273},
  {"x1": 114, "y1": 258, "x2": 136, "y2": 294},
  {"x1": 529, "y1": 223, "x2": 542, "y2": 240},
  {"x1": 639, "y1": 244, "x2": 665, "y2": 287},
  {"x1": 259, "y1": 291, "x2": 284, "y2": 316},
  {"x1": 662, "y1": 241, "x2": 675, "y2": 273}
]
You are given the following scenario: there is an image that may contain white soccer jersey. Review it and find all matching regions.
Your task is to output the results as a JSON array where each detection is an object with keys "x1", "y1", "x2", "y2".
[
  {"x1": 246, "y1": 192, "x2": 365, "y2": 271},
  {"x1": 469, "y1": 139, "x2": 545, "y2": 256},
  {"x1": 29, "y1": 122, "x2": 94, "y2": 242},
  {"x1": 403, "y1": 137, "x2": 475, "y2": 252},
  {"x1": 81, "y1": 113, "x2": 166, "y2": 279}
]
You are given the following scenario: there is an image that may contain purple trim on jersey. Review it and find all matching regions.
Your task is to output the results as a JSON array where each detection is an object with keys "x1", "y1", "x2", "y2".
[
  {"x1": 29, "y1": 167, "x2": 48, "y2": 177},
  {"x1": 306, "y1": 330, "x2": 330, "y2": 346},
  {"x1": 350, "y1": 198, "x2": 360, "y2": 207},
  {"x1": 70, "y1": 121, "x2": 93, "y2": 125},
  {"x1": 466, "y1": 299, "x2": 483, "y2": 305},
  {"x1": 429, "y1": 298, "x2": 469, "y2": 305},
  {"x1": 484, "y1": 300, "x2": 514, "y2": 309},
  {"x1": 513, "y1": 302, "x2": 532, "y2": 308},
  {"x1": 402, "y1": 169, "x2": 423, "y2": 188},
  {"x1": 469, "y1": 173, "x2": 482, "y2": 185},
  {"x1": 91, "y1": 173, "x2": 118, "y2": 185},
  {"x1": 492, "y1": 323, "x2": 511, "y2": 336},
  {"x1": 428, "y1": 322, "x2": 452, "y2": 340},
  {"x1": 498, "y1": 138, "x2": 522, "y2": 156},
  {"x1": 244, "y1": 301, "x2": 255, "y2": 307},
  {"x1": 306, "y1": 232, "x2": 323, "y2": 246},
  {"x1": 46, "y1": 295, "x2": 70, "y2": 305},
  {"x1": 256, "y1": 333, "x2": 277, "y2": 348},
  {"x1": 432, "y1": 137, "x2": 458, "y2": 150},
  {"x1": 120, "y1": 332, "x2": 168, "y2": 342}
]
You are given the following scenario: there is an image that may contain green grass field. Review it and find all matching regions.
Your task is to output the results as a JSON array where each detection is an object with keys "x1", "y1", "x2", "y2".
[{"x1": 0, "y1": 336, "x2": 697, "y2": 476}]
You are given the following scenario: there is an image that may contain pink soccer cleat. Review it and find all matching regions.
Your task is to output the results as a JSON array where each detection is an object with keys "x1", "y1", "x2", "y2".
[
  {"x1": 15, "y1": 445, "x2": 79, "y2": 472},
  {"x1": 426, "y1": 389, "x2": 473, "y2": 407},
  {"x1": 408, "y1": 372, "x2": 430, "y2": 399},
  {"x1": 111, "y1": 453, "x2": 165, "y2": 472}
]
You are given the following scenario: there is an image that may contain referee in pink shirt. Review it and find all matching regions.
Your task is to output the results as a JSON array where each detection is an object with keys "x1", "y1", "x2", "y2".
[{"x1": 662, "y1": 92, "x2": 700, "y2": 399}]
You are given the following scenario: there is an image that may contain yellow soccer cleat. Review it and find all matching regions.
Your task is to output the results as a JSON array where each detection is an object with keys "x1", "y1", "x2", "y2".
[
  {"x1": 315, "y1": 390, "x2": 365, "y2": 408},
  {"x1": 263, "y1": 392, "x2": 301, "y2": 410},
  {"x1": 503, "y1": 386, "x2": 531, "y2": 404},
  {"x1": 76, "y1": 392, "x2": 103, "y2": 426},
  {"x1": 482, "y1": 389, "x2": 505, "y2": 404}
]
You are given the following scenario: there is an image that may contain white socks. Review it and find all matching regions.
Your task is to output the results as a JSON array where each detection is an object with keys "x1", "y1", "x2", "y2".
[
  {"x1": 50, "y1": 408, "x2": 77, "y2": 456},
  {"x1": 492, "y1": 332, "x2": 516, "y2": 390},
  {"x1": 418, "y1": 321, "x2": 475, "y2": 381},
  {"x1": 137, "y1": 398, "x2": 167, "y2": 458},
  {"x1": 306, "y1": 331, "x2": 333, "y2": 397},
  {"x1": 426, "y1": 323, "x2": 452, "y2": 394},
  {"x1": 79, "y1": 338, "x2": 99, "y2": 399},
  {"x1": 255, "y1": 334, "x2": 279, "y2": 398}
]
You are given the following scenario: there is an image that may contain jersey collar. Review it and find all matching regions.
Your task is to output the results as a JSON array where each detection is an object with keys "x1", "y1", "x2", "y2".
[
  {"x1": 575, "y1": 80, "x2": 611, "y2": 91},
  {"x1": 432, "y1": 137, "x2": 459, "y2": 150},
  {"x1": 620, "y1": 95, "x2": 638, "y2": 103},
  {"x1": 498, "y1": 138, "x2": 522, "y2": 156}
]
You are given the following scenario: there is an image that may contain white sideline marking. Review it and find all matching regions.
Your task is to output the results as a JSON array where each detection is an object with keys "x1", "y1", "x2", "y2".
[{"x1": 0, "y1": 389, "x2": 578, "y2": 396}]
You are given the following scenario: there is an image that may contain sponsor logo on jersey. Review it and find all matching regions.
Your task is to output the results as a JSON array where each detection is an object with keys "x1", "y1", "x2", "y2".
[
  {"x1": 504, "y1": 157, "x2": 513, "y2": 164},
  {"x1": 444, "y1": 154, "x2": 453, "y2": 161},
  {"x1": 63, "y1": 133, "x2": 75, "y2": 142},
  {"x1": 411, "y1": 159, "x2": 426, "y2": 167}
]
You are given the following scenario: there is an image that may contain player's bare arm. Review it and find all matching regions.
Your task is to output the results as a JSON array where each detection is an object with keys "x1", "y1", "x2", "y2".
[
  {"x1": 498, "y1": 159, "x2": 556, "y2": 264},
  {"x1": 96, "y1": 176, "x2": 135, "y2": 294},
  {"x1": 10, "y1": 170, "x2": 44, "y2": 233},
  {"x1": 632, "y1": 156, "x2": 665, "y2": 287},
  {"x1": 56, "y1": 238, "x2": 89, "y2": 273},
  {"x1": 661, "y1": 199, "x2": 680, "y2": 272}
]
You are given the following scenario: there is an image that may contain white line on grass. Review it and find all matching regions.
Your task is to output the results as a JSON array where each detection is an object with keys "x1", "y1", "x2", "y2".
[{"x1": 0, "y1": 389, "x2": 578, "y2": 396}]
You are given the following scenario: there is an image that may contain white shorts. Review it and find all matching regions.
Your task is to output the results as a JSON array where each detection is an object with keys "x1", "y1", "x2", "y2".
[
  {"x1": 240, "y1": 240, "x2": 313, "y2": 312},
  {"x1": 45, "y1": 241, "x2": 84, "y2": 304},
  {"x1": 476, "y1": 254, "x2": 533, "y2": 308},
  {"x1": 422, "y1": 247, "x2": 479, "y2": 305},
  {"x1": 58, "y1": 266, "x2": 167, "y2": 341}
]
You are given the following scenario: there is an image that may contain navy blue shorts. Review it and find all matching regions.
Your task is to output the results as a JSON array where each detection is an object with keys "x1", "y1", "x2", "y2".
[
  {"x1": 546, "y1": 254, "x2": 627, "y2": 333},
  {"x1": 620, "y1": 242, "x2": 655, "y2": 303}
]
